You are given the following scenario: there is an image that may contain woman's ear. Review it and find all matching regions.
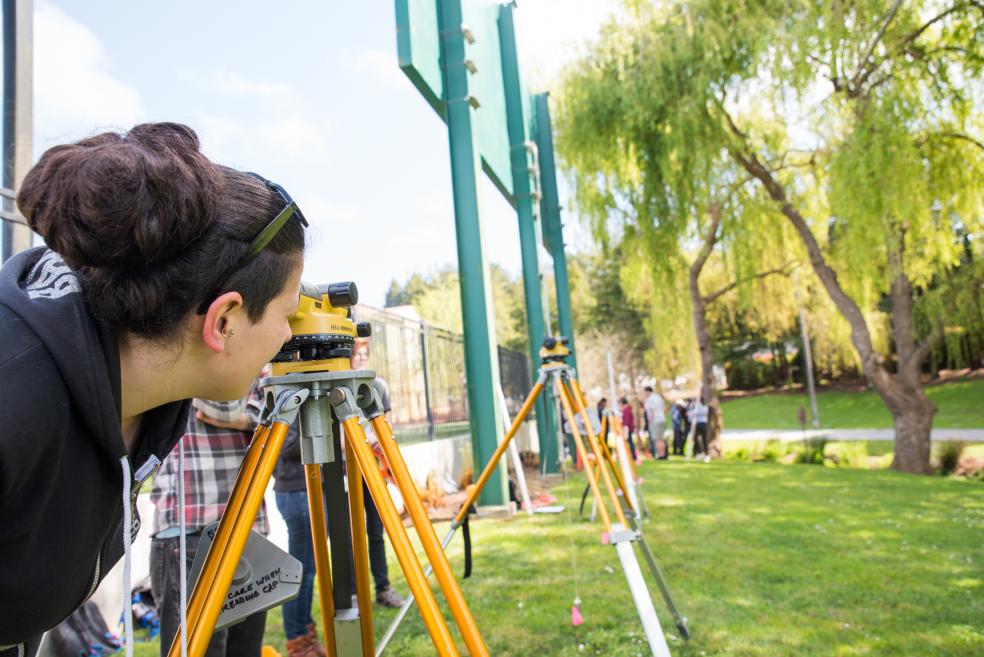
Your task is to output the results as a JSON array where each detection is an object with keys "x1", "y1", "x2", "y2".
[{"x1": 201, "y1": 291, "x2": 245, "y2": 353}]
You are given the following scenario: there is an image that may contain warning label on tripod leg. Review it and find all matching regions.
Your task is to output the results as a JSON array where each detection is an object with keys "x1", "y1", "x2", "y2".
[{"x1": 187, "y1": 523, "x2": 303, "y2": 630}]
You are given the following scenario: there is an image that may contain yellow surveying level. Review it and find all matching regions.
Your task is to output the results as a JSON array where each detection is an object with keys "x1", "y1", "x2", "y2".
[{"x1": 168, "y1": 282, "x2": 488, "y2": 657}]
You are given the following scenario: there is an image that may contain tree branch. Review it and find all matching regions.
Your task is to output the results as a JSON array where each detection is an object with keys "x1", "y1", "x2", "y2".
[
  {"x1": 703, "y1": 260, "x2": 798, "y2": 305},
  {"x1": 837, "y1": 2, "x2": 970, "y2": 99},
  {"x1": 899, "y1": 2, "x2": 968, "y2": 52},
  {"x1": 850, "y1": 0, "x2": 905, "y2": 91},
  {"x1": 716, "y1": 104, "x2": 890, "y2": 388},
  {"x1": 939, "y1": 131, "x2": 984, "y2": 153},
  {"x1": 690, "y1": 202, "x2": 723, "y2": 279}
]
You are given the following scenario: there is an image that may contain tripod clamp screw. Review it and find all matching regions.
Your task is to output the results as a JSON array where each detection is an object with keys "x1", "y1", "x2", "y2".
[
  {"x1": 267, "y1": 388, "x2": 310, "y2": 426},
  {"x1": 328, "y1": 387, "x2": 361, "y2": 423}
]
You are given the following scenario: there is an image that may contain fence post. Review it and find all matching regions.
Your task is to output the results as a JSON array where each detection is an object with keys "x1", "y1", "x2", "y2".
[{"x1": 420, "y1": 322, "x2": 435, "y2": 440}]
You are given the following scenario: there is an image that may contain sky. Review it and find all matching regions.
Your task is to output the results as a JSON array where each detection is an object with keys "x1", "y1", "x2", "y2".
[{"x1": 19, "y1": 0, "x2": 619, "y2": 306}]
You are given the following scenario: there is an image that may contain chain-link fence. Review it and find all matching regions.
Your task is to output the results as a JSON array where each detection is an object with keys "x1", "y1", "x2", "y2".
[{"x1": 355, "y1": 305, "x2": 533, "y2": 443}]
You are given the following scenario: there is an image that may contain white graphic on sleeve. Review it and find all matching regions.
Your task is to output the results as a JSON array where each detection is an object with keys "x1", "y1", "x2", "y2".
[{"x1": 25, "y1": 250, "x2": 81, "y2": 299}]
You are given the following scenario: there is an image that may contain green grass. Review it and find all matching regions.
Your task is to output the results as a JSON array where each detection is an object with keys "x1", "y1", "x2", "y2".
[
  {"x1": 721, "y1": 379, "x2": 984, "y2": 430},
  {"x1": 135, "y1": 461, "x2": 983, "y2": 656}
]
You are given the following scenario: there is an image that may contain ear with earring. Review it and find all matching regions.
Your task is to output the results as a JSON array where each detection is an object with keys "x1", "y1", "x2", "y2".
[{"x1": 224, "y1": 328, "x2": 236, "y2": 337}]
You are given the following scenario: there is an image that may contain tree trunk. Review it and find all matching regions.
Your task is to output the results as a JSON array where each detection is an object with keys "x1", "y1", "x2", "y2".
[
  {"x1": 884, "y1": 243, "x2": 936, "y2": 473},
  {"x1": 689, "y1": 207, "x2": 724, "y2": 458},
  {"x1": 730, "y1": 142, "x2": 936, "y2": 473}
]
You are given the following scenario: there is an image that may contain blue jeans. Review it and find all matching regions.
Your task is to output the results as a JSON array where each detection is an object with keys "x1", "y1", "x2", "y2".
[
  {"x1": 275, "y1": 487, "x2": 391, "y2": 640},
  {"x1": 275, "y1": 491, "x2": 317, "y2": 640}
]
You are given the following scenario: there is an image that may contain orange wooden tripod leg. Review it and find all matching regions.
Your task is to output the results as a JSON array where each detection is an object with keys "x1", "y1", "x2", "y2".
[
  {"x1": 556, "y1": 379, "x2": 612, "y2": 534},
  {"x1": 607, "y1": 415, "x2": 637, "y2": 511},
  {"x1": 340, "y1": 417, "x2": 460, "y2": 657},
  {"x1": 173, "y1": 422, "x2": 289, "y2": 657},
  {"x1": 343, "y1": 438, "x2": 375, "y2": 657},
  {"x1": 453, "y1": 380, "x2": 544, "y2": 526},
  {"x1": 304, "y1": 464, "x2": 338, "y2": 657},
  {"x1": 597, "y1": 415, "x2": 633, "y2": 514},
  {"x1": 169, "y1": 423, "x2": 269, "y2": 657},
  {"x1": 371, "y1": 415, "x2": 490, "y2": 657},
  {"x1": 568, "y1": 379, "x2": 630, "y2": 528}
]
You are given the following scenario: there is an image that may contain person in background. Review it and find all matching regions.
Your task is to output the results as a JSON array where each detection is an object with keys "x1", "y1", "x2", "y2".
[
  {"x1": 149, "y1": 393, "x2": 269, "y2": 657},
  {"x1": 269, "y1": 405, "x2": 325, "y2": 657},
  {"x1": 691, "y1": 395, "x2": 711, "y2": 462},
  {"x1": 596, "y1": 397, "x2": 611, "y2": 448},
  {"x1": 272, "y1": 337, "x2": 404, "y2": 657},
  {"x1": 348, "y1": 337, "x2": 405, "y2": 609},
  {"x1": 644, "y1": 386, "x2": 667, "y2": 460},
  {"x1": 637, "y1": 399, "x2": 650, "y2": 459},
  {"x1": 619, "y1": 397, "x2": 638, "y2": 463},
  {"x1": 671, "y1": 399, "x2": 687, "y2": 456}
]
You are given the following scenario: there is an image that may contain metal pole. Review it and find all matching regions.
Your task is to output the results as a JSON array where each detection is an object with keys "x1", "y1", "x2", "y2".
[
  {"x1": 495, "y1": 382, "x2": 533, "y2": 515},
  {"x1": 612, "y1": 530, "x2": 673, "y2": 657},
  {"x1": 420, "y1": 322, "x2": 435, "y2": 440},
  {"x1": 437, "y1": 0, "x2": 506, "y2": 504},
  {"x1": 499, "y1": 4, "x2": 557, "y2": 466},
  {"x1": 532, "y1": 93, "x2": 576, "y2": 375},
  {"x1": 2, "y1": 0, "x2": 32, "y2": 262},
  {"x1": 795, "y1": 287, "x2": 820, "y2": 428}
]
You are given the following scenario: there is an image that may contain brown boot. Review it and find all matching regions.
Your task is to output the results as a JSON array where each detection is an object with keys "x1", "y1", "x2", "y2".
[
  {"x1": 285, "y1": 634, "x2": 318, "y2": 657},
  {"x1": 306, "y1": 624, "x2": 327, "y2": 657}
]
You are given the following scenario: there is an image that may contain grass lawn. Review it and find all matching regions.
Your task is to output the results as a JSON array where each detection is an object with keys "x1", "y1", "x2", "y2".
[
  {"x1": 721, "y1": 379, "x2": 984, "y2": 430},
  {"x1": 134, "y1": 460, "x2": 982, "y2": 656}
]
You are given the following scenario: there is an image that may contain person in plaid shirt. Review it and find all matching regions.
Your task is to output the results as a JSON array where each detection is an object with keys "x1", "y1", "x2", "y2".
[{"x1": 149, "y1": 386, "x2": 269, "y2": 657}]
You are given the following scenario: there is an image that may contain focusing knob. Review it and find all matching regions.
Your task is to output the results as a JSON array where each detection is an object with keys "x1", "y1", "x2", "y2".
[
  {"x1": 357, "y1": 322, "x2": 372, "y2": 338},
  {"x1": 543, "y1": 336, "x2": 557, "y2": 350},
  {"x1": 320, "y1": 281, "x2": 358, "y2": 308}
]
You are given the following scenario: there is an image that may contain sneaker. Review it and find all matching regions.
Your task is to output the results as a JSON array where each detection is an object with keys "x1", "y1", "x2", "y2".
[
  {"x1": 703, "y1": 455, "x2": 711, "y2": 463},
  {"x1": 376, "y1": 587, "x2": 406, "y2": 608}
]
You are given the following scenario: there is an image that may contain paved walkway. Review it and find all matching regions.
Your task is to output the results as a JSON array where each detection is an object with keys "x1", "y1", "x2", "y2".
[{"x1": 722, "y1": 428, "x2": 984, "y2": 442}]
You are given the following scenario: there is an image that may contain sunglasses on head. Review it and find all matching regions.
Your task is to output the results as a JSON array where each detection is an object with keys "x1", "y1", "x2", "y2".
[{"x1": 196, "y1": 173, "x2": 308, "y2": 315}]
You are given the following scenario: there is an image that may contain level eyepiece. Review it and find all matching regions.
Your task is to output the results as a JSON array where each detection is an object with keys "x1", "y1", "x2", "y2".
[{"x1": 318, "y1": 282, "x2": 358, "y2": 308}]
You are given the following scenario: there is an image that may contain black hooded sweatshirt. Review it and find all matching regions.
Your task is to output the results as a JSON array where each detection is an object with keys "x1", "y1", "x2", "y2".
[{"x1": 0, "y1": 248, "x2": 189, "y2": 652}]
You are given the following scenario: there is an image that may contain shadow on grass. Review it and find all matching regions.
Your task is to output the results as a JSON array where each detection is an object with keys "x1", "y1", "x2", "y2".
[{"x1": 135, "y1": 461, "x2": 983, "y2": 657}]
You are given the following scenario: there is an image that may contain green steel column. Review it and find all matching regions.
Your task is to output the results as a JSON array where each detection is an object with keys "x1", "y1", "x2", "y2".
[
  {"x1": 437, "y1": 0, "x2": 506, "y2": 505},
  {"x1": 533, "y1": 93, "x2": 577, "y2": 376},
  {"x1": 498, "y1": 4, "x2": 557, "y2": 473}
]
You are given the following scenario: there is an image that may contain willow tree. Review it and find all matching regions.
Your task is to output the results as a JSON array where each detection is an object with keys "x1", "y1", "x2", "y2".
[
  {"x1": 558, "y1": 0, "x2": 984, "y2": 473},
  {"x1": 557, "y1": 27, "x2": 801, "y2": 456}
]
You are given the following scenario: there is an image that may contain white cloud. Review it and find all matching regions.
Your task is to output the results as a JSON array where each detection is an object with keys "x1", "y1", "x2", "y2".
[
  {"x1": 256, "y1": 115, "x2": 327, "y2": 152},
  {"x1": 353, "y1": 49, "x2": 405, "y2": 89},
  {"x1": 194, "y1": 113, "x2": 329, "y2": 167},
  {"x1": 177, "y1": 69, "x2": 300, "y2": 107},
  {"x1": 183, "y1": 69, "x2": 329, "y2": 166},
  {"x1": 34, "y1": 2, "x2": 144, "y2": 149}
]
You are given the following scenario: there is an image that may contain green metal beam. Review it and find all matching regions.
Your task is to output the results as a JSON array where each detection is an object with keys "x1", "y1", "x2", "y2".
[
  {"x1": 437, "y1": 0, "x2": 506, "y2": 505},
  {"x1": 497, "y1": 4, "x2": 558, "y2": 476},
  {"x1": 533, "y1": 93, "x2": 578, "y2": 378}
]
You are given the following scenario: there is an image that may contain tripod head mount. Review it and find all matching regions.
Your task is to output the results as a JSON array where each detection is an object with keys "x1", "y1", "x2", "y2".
[
  {"x1": 271, "y1": 281, "x2": 372, "y2": 375},
  {"x1": 539, "y1": 335, "x2": 571, "y2": 368}
]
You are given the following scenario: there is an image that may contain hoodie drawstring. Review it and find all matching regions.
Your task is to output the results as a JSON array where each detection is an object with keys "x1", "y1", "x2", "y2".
[{"x1": 119, "y1": 457, "x2": 134, "y2": 657}]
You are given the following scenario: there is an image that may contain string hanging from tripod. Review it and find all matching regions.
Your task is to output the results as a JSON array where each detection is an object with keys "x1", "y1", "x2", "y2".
[{"x1": 565, "y1": 483, "x2": 584, "y2": 631}]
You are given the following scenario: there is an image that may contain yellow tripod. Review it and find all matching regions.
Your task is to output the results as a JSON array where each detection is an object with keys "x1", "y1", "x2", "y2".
[
  {"x1": 378, "y1": 338, "x2": 690, "y2": 655},
  {"x1": 166, "y1": 282, "x2": 488, "y2": 657}
]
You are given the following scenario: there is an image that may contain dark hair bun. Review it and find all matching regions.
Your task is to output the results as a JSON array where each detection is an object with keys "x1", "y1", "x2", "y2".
[{"x1": 18, "y1": 122, "x2": 224, "y2": 270}]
